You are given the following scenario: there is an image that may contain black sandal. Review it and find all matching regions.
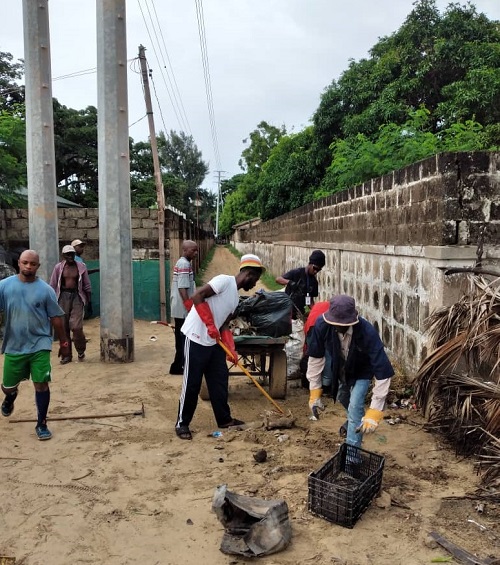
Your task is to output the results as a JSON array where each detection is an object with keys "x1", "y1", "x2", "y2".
[
  {"x1": 175, "y1": 425, "x2": 192, "y2": 440},
  {"x1": 219, "y1": 418, "x2": 245, "y2": 429}
]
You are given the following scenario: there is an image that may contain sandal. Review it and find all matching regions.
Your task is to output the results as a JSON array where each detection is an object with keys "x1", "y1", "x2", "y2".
[
  {"x1": 219, "y1": 418, "x2": 245, "y2": 429},
  {"x1": 175, "y1": 425, "x2": 192, "y2": 440}
]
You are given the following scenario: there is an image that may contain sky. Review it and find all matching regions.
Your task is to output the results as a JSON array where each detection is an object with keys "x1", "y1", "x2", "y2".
[{"x1": 1, "y1": 0, "x2": 500, "y2": 193}]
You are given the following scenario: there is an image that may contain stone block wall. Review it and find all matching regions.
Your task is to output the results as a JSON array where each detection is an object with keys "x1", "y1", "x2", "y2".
[
  {"x1": 233, "y1": 152, "x2": 500, "y2": 374},
  {"x1": 0, "y1": 207, "x2": 214, "y2": 273}
]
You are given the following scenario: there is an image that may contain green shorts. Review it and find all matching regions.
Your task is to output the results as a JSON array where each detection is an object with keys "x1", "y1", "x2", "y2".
[{"x1": 3, "y1": 351, "x2": 52, "y2": 389}]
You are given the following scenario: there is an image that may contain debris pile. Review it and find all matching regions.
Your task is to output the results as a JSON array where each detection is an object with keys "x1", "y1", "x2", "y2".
[{"x1": 414, "y1": 275, "x2": 500, "y2": 499}]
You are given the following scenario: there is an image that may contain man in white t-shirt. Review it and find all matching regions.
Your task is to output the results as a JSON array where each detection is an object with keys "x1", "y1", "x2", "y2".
[
  {"x1": 169, "y1": 240, "x2": 198, "y2": 374},
  {"x1": 175, "y1": 254, "x2": 265, "y2": 440}
]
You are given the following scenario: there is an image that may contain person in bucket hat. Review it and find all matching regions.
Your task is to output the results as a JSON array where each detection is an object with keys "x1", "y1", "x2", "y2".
[{"x1": 306, "y1": 295, "x2": 394, "y2": 448}]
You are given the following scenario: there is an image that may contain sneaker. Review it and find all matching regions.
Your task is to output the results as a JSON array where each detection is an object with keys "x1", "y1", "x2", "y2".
[
  {"x1": 35, "y1": 424, "x2": 52, "y2": 441},
  {"x1": 77, "y1": 353, "x2": 85, "y2": 362},
  {"x1": 1, "y1": 397, "x2": 15, "y2": 417}
]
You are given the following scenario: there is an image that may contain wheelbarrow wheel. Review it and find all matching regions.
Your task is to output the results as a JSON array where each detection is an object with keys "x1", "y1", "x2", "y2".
[
  {"x1": 199, "y1": 378, "x2": 210, "y2": 401},
  {"x1": 268, "y1": 350, "x2": 287, "y2": 399}
]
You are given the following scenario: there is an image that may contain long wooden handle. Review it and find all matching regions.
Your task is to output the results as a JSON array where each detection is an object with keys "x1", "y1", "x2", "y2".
[{"x1": 218, "y1": 339, "x2": 285, "y2": 414}]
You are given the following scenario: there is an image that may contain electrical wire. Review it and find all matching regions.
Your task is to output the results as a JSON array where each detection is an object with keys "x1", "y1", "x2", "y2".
[
  {"x1": 195, "y1": 0, "x2": 221, "y2": 170},
  {"x1": 136, "y1": 0, "x2": 189, "y2": 133}
]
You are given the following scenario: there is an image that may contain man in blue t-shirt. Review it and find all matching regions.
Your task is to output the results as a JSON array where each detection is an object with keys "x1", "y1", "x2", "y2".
[{"x1": 0, "y1": 250, "x2": 70, "y2": 440}]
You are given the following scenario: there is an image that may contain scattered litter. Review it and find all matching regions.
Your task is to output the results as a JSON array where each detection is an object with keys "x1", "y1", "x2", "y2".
[
  {"x1": 210, "y1": 431, "x2": 223, "y2": 438},
  {"x1": 212, "y1": 484, "x2": 292, "y2": 556},
  {"x1": 277, "y1": 434, "x2": 289, "y2": 443},
  {"x1": 475, "y1": 502, "x2": 484, "y2": 514},
  {"x1": 387, "y1": 417, "x2": 402, "y2": 425},
  {"x1": 467, "y1": 518, "x2": 487, "y2": 531},
  {"x1": 389, "y1": 398, "x2": 417, "y2": 410},
  {"x1": 149, "y1": 335, "x2": 157, "y2": 341}
]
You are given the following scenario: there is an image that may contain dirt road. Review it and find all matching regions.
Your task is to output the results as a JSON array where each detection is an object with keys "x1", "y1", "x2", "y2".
[{"x1": 0, "y1": 246, "x2": 497, "y2": 564}]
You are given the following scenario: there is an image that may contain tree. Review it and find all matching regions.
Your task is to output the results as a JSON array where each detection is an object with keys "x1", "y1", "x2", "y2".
[
  {"x1": 0, "y1": 51, "x2": 24, "y2": 112},
  {"x1": 53, "y1": 101, "x2": 99, "y2": 206},
  {"x1": 317, "y1": 107, "x2": 495, "y2": 198},
  {"x1": 257, "y1": 127, "x2": 323, "y2": 220},
  {"x1": 157, "y1": 130, "x2": 208, "y2": 219},
  {"x1": 238, "y1": 121, "x2": 286, "y2": 173},
  {"x1": 312, "y1": 0, "x2": 500, "y2": 149},
  {"x1": 0, "y1": 108, "x2": 26, "y2": 207}
]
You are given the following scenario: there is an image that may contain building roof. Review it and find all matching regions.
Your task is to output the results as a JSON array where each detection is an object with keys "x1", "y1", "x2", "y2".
[{"x1": 15, "y1": 187, "x2": 82, "y2": 208}]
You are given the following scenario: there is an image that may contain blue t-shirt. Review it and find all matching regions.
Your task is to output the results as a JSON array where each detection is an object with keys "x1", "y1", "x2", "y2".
[{"x1": 0, "y1": 275, "x2": 64, "y2": 354}]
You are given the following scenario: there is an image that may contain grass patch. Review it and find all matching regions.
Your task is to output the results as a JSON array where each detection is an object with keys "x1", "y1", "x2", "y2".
[
  {"x1": 195, "y1": 245, "x2": 216, "y2": 286},
  {"x1": 225, "y1": 244, "x2": 283, "y2": 291}
]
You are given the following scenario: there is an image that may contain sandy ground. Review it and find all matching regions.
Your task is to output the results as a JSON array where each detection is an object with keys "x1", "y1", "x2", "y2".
[{"x1": 0, "y1": 246, "x2": 498, "y2": 565}]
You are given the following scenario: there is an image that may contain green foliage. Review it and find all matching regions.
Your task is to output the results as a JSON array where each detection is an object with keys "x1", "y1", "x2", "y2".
[
  {"x1": 313, "y1": 0, "x2": 500, "y2": 145},
  {"x1": 318, "y1": 107, "x2": 496, "y2": 197},
  {"x1": 218, "y1": 174, "x2": 260, "y2": 235},
  {"x1": 238, "y1": 121, "x2": 286, "y2": 173},
  {"x1": 224, "y1": 244, "x2": 281, "y2": 290},
  {"x1": 53, "y1": 100, "x2": 99, "y2": 207},
  {"x1": 0, "y1": 108, "x2": 26, "y2": 207},
  {"x1": 257, "y1": 127, "x2": 325, "y2": 220},
  {"x1": 0, "y1": 51, "x2": 24, "y2": 111},
  {"x1": 157, "y1": 130, "x2": 209, "y2": 220},
  {"x1": 195, "y1": 244, "x2": 216, "y2": 286}
]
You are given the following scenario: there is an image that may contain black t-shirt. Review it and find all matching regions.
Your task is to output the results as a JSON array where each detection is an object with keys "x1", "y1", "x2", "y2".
[{"x1": 283, "y1": 267, "x2": 319, "y2": 317}]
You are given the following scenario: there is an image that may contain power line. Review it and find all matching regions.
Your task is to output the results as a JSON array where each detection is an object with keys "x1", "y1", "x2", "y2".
[
  {"x1": 149, "y1": 0, "x2": 192, "y2": 134},
  {"x1": 136, "y1": 0, "x2": 190, "y2": 134},
  {"x1": 195, "y1": 0, "x2": 222, "y2": 170}
]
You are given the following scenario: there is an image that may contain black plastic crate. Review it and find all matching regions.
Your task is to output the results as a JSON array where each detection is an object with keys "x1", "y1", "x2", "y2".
[{"x1": 308, "y1": 443, "x2": 385, "y2": 528}]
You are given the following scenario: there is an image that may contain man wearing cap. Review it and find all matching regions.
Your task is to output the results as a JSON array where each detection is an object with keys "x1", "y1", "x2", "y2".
[
  {"x1": 72, "y1": 238, "x2": 99, "y2": 274},
  {"x1": 71, "y1": 239, "x2": 85, "y2": 263},
  {"x1": 306, "y1": 295, "x2": 394, "y2": 448},
  {"x1": 169, "y1": 240, "x2": 198, "y2": 375},
  {"x1": 275, "y1": 250, "x2": 326, "y2": 319},
  {"x1": 49, "y1": 245, "x2": 92, "y2": 364},
  {"x1": 175, "y1": 253, "x2": 265, "y2": 440}
]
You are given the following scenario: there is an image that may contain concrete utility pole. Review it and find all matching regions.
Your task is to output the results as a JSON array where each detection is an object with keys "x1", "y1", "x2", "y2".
[
  {"x1": 96, "y1": 0, "x2": 134, "y2": 362},
  {"x1": 22, "y1": 0, "x2": 59, "y2": 281},
  {"x1": 138, "y1": 45, "x2": 167, "y2": 322}
]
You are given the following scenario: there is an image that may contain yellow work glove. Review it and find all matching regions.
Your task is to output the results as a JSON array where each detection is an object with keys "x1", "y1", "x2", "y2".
[
  {"x1": 308, "y1": 388, "x2": 324, "y2": 421},
  {"x1": 358, "y1": 408, "x2": 384, "y2": 434}
]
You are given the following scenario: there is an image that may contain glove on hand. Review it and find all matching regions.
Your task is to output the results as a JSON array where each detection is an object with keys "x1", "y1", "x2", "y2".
[
  {"x1": 221, "y1": 329, "x2": 238, "y2": 364},
  {"x1": 358, "y1": 408, "x2": 384, "y2": 434},
  {"x1": 183, "y1": 299, "x2": 193, "y2": 312},
  {"x1": 308, "y1": 388, "x2": 324, "y2": 421},
  {"x1": 195, "y1": 302, "x2": 220, "y2": 340}
]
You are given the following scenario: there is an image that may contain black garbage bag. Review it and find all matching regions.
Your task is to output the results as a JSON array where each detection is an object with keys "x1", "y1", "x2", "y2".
[
  {"x1": 212, "y1": 484, "x2": 292, "y2": 557},
  {"x1": 234, "y1": 290, "x2": 293, "y2": 338}
]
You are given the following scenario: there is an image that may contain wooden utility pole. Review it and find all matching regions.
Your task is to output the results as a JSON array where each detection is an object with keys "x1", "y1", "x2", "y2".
[{"x1": 138, "y1": 45, "x2": 167, "y2": 321}]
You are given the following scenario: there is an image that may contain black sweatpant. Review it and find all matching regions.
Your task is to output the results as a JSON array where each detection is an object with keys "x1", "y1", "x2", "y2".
[
  {"x1": 176, "y1": 338, "x2": 231, "y2": 428},
  {"x1": 170, "y1": 318, "x2": 186, "y2": 371}
]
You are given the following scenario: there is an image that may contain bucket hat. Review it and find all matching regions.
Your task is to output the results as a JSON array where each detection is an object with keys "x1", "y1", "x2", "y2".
[{"x1": 323, "y1": 295, "x2": 359, "y2": 326}]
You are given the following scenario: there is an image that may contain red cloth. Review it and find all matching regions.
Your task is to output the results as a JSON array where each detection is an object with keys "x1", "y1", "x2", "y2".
[{"x1": 304, "y1": 301, "x2": 330, "y2": 336}]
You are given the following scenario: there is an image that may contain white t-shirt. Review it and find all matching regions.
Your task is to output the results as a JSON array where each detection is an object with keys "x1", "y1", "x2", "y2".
[
  {"x1": 170, "y1": 256, "x2": 195, "y2": 319},
  {"x1": 181, "y1": 274, "x2": 239, "y2": 346}
]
